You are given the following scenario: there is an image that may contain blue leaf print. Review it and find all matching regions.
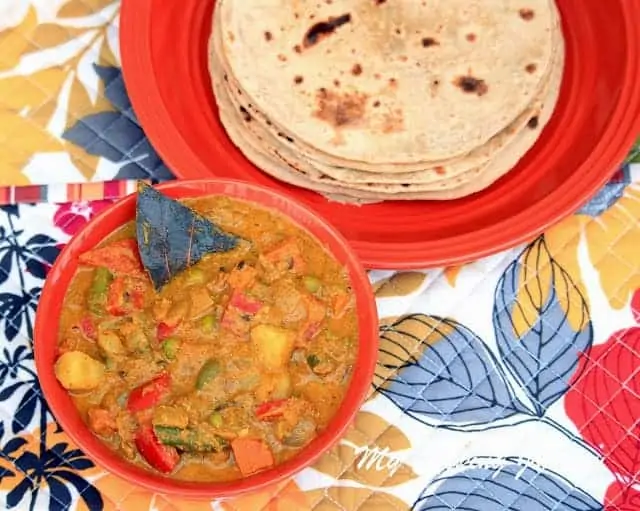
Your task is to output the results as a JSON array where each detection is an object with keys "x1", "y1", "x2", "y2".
[
  {"x1": 53, "y1": 470, "x2": 103, "y2": 510},
  {"x1": 45, "y1": 477, "x2": 72, "y2": 510},
  {"x1": 376, "y1": 315, "x2": 528, "y2": 429},
  {"x1": 63, "y1": 65, "x2": 174, "y2": 182},
  {"x1": 23, "y1": 234, "x2": 61, "y2": 279},
  {"x1": 94, "y1": 64, "x2": 136, "y2": 121},
  {"x1": 1, "y1": 205, "x2": 19, "y2": 218},
  {"x1": 578, "y1": 165, "x2": 631, "y2": 217},
  {"x1": 6, "y1": 477, "x2": 33, "y2": 509},
  {"x1": 12, "y1": 384, "x2": 40, "y2": 434},
  {"x1": 493, "y1": 238, "x2": 593, "y2": 415},
  {"x1": 0, "y1": 292, "x2": 31, "y2": 341},
  {"x1": 0, "y1": 382, "x2": 25, "y2": 402},
  {"x1": 0, "y1": 250, "x2": 13, "y2": 287},
  {"x1": 3, "y1": 438, "x2": 26, "y2": 457},
  {"x1": 413, "y1": 457, "x2": 603, "y2": 510},
  {"x1": 46, "y1": 443, "x2": 95, "y2": 471}
]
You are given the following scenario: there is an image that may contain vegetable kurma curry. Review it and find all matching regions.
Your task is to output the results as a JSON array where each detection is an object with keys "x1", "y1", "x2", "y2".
[{"x1": 55, "y1": 185, "x2": 358, "y2": 481}]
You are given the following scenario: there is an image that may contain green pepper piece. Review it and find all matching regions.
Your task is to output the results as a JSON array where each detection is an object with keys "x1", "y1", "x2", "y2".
[
  {"x1": 161, "y1": 338, "x2": 180, "y2": 360},
  {"x1": 196, "y1": 359, "x2": 221, "y2": 390},
  {"x1": 302, "y1": 276, "x2": 321, "y2": 294},
  {"x1": 116, "y1": 392, "x2": 128, "y2": 408},
  {"x1": 186, "y1": 268, "x2": 206, "y2": 285},
  {"x1": 307, "y1": 354, "x2": 320, "y2": 369},
  {"x1": 153, "y1": 425, "x2": 227, "y2": 452},
  {"x1": 88, "y1": 267, "x2": 113, "y2": 314},
  {"x1": 209, "y1": 412, "x2": 223, "y2": 428},
  {"x1": 200, "y1": 315, "x2": 216, "y2": 333}
]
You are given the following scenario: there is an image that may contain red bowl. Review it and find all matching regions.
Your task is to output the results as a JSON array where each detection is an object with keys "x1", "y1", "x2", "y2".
[
  {"x1": 120, "y1": 0, "x2": 640, "y2": 268},
  {"x1": 34, "y1": 179, "x2": 379, "y2": 498}
]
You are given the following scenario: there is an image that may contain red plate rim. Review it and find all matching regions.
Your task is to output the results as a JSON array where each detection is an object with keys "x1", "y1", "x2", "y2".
[{"x1": 120, "y1": 0, "x2": 640, "y2": 269}]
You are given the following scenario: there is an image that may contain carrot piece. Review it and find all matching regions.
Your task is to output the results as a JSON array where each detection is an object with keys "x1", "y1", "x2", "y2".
[
  {"x1": 231, "y1": 438, "x2": 274, "y2": 476},
  {"x1": 264, "y1": 239, "x2": 306, "y2": 273},
  {"x1": 332, "y1": 292, "x2": 351, "y2": 318},
  {"x1": 87, "y1": 408, "x2": 117, "y2": 436},
  {"x1": 79, "y1": 239, "x2": 143, "y2": 276}
]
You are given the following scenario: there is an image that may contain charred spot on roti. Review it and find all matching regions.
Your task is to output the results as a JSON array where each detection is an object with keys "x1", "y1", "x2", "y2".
[
  {"x1": 527, "y1": 116, "x2": 539, "y2": 129},
  {"x1": 435, "y1": 166, "x2": 446, "y2": 175},
  {"x1": 277, "y1": 131, "x2": 295, "y2": 143},
  {"x1": 334, "y1": 79, "x2": 341, "y2": 87},
  {"x1": 454, "y1": 75, "x2": 488, "y2": 96},
  {"x1": 303, "y1": 13, "x2": 352, "y2": 49},
  {"x1": 227, "y1": 31, "x2": 235, "y2": 42},
  {"x1": 373, "y1": 100, "x2": 381, "y2": 108},
  {"x1": 223, "y1": 73, "x2": 228, "y2": 82},
  {"x1": 314, "y1": 88, "x2": 367, "y2": 128},
  {"x1": 466, "y1": 33, "x2": 477, "y2": 42},
  {"x1": 294, "y1": 75, "x2": 304, "y2": 84},
  {"x1": 264, "y1": 31, "x2": 273, "y2": 41},
  {"x1": 395, "y1": 28, "x2": 402, "y2": 35},
  {"x1": 278, "y1": 54, "x2": 287, "y2": 62},
  {"x1": 525, "y1": 63, "x2": 537, "y2": 73},
  {"x1": 402, "y1": 183, "x2": 410, "y2": 187},
  {"x1": 351, "y1": 63, "x2": 363, "y2": 76},
  {"x1": 294, "y1": 44, "x2": 302, "y2": 53},
  {"x1": 239, "y1": 106, "x2": 252, "y2": 122},
  {"x1": 422, "y1": 37, "x2": 439, "y2": 48},
  {"x1": 388, "y1": 78, "x2": 398, "y2": 89},
  {"x1": 519, "y1": 8, "x2": 535, "y2": 20},
  {"x1": 375, "y1": 0, "x2": 387, "y2": 4}
]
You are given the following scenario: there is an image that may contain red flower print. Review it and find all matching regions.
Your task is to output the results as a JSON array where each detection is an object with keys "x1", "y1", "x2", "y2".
[
  {"x1": 565, "y1": 327, "x2": 640, "y2": 511},
  {"x1": 606, "y1": 482, "x2": 640, "y2": 511},
  {"x1": 53, "y1": 200, "x2": 114, "y2": 236}
]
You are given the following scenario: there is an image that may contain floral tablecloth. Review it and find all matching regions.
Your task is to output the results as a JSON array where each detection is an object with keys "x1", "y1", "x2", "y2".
[{"x1": 1, "y1": 1, "x2": 640, "y2": 510}]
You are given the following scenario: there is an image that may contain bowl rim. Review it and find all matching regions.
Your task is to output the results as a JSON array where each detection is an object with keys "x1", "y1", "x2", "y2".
[{"x1": 34, "y1": 178, "x2": 379, "y2": 498}]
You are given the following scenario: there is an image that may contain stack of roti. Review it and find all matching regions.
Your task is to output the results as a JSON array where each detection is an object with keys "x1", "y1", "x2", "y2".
[{"x1": 208, "y1": 0, "x2": 565, "y2": 204}]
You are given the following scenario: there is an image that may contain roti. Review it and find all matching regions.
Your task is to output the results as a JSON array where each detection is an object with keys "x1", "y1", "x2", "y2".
[{"x1": 216, "y1": 0, "x2": 556, "y2": 167}]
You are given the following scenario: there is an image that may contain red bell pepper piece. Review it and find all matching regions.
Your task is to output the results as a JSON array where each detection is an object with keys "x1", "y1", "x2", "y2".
[
  {"x1": 127, "y1": 373, "x2": 171, "y2": 413},
  {"x1": 255, "y1": 399, "x2": 289, "y2": 421},
  {"x1": 135, "y1": 424, "x2": 179, "y2": 474},
  {"x1": 106, "y1": 277, "x2": 147, "y2": 316},
  {"x1": 79, "y1": 317, "x2": 97, "y2": 340},
  {"x1": 231, "y1": 438, "x2": 274, "y2": 477},
  {"x1": 79, "y1": 239, "x2": 143, "y2": 276},
  {"x1": 299, "y1": 295, "x2": 326, "y2": 342},
  {"x1": 221, "y1": 291, "x2": 263, "y2": 337},
  {"x1": 106, "y1": 277, "x2": 127, "y2": 316},
  {"x1": 156, "y1": 322, "x2": 175, "y2": 342},
  {"x1": 130, "y1": 282, "x2": 146, "y2": 310},
  {"x1": 229, "y1": 291, "x2": 262, "y2": 314}
]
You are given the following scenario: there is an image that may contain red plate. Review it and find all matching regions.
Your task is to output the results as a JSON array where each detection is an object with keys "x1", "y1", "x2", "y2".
[{"x1": 120, "y1": 0, "x2": 640, "y2": 269}]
